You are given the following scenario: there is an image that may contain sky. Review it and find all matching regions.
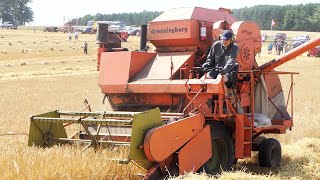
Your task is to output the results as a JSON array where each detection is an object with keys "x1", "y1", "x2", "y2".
[{"x1": 29, "y1": 0, "x2": 320, "y2": 26}]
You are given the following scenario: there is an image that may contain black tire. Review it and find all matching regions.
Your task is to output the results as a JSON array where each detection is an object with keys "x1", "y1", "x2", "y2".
[
  {"x1": 259, "y1": 138, "x2": 281, "y2": 167},
  {"x1": 203, "y1": 123, "x2": 234, "y2": 174},
  {"x1": 233, "y1": 158, "x2": 238, "y2": 165},
  {"x1": 252, "y1": 136, "x2": 267, "y2": 151}
]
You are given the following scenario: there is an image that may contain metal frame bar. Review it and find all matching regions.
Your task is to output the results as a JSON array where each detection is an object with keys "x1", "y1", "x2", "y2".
[{"x1": 238, "y1": 70, "x2": 296, "y2": 130}]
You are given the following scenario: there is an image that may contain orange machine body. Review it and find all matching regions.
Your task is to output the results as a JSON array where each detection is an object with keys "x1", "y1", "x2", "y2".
[
  {"x1": 147, "y1": 7, "x2": 236, "y2": 53},
  {"x1": 98, "y1": 7, "x2": 239, "y2": 115}
]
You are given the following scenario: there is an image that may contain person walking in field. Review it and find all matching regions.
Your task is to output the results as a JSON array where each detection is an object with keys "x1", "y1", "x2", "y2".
[
  {"x1": 68, "y1": 32, "x2": 72, "y2": 41},
  {"x1": 277, "y1": 41, "x2": 284, "y2": 55},
  {"x1": 83, "y1": 41, "x2": 88, "y2": 55},
  {"x1": 268, "y1": 42, "x2": 273, "y2": 54},
  {"x1": 74, "y1": 31, "x2": 79, "y2": 41},
  {"x1": 284, "y1": 42, "x2": 290, "y2": 53}
]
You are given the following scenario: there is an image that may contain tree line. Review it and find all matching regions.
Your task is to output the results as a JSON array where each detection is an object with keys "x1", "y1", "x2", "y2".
[
  {"x1": 74, "y1": 3, "x2": 319, "y2": 32},
  {"x1": 1, "y1": 1, "x2": 319, "y2": 32},
  {"x1": 233, "y1": 3, "x2": 320, "y2": 31},
  {"x1": 75, "y1": 10, "x2": 163, "y2": 27},
  {"x1": 0, "y1": 0, "x2": 33, "y2": 25}
]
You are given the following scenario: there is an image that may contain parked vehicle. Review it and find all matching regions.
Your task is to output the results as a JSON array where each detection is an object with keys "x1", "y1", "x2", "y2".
[
  {"x1": 82, "y1": 27, "x2": 93, "y2": 34},
  {"x1": 0, "y1": 21, "x2": 18, "y2": 29},
  {"x1": 307, "y1": 46, "x2": 320, "y2": 57},
  {"x1": 274, "y1": 33, "x2": 287, "y2": 41},
  {"x1": 129, "y1": 29, "x2": 141, "y2": 36},
  {"x1": 44, "y1": 26, "x2": 58, "y2": 32},
  {"x1": 292, "y1": 41, "x2": 303, "y2": 49},
  {"x1": 59, "y1": 26, "x2": 68, "y2": 33},
  {"x1": 292, "y1": 35, "x2": 310, "y2": 44}
]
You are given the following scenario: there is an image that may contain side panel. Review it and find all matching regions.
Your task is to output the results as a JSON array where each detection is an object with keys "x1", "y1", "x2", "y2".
[
  {"x1": 231, "y1": 21, "x2": 262, "y2": 71},
  {"x1": 178, "y1": 125, "x2": 212, "y2": 174},
  {"x1": 235, "y1": 114, "x2": 252, "y2": 159},
  {"x1": 98, "y1": 52, "x2": 131, "y2": 93},
  {"x1": 148, "y1": 20, "x2": 202, "y2": 48},
  {"x1": 264, "y1": 70, "x2": 283, "y2": 99},
  {"x1": 28, "y1": 111, "x2": 67, "y2": 147},
  {"x1": 148, "y1": 20, "x2": 192, "y2": 40},
  {"x1": 144, "y1": 114, "x2": 204, "y2": 162},
  {"x1": 129, "y1": 108, "x2": 163, "y2": 170},
  {"x1": 109, "y1": 94, "x2": 180, "y2": 107},
  {"x1": 98, "y1": 51, "x2": 156, "y2": 93},
  {"x1": 131, "y1": 51, "x2": 195, "y2": 81},
  {"x1": 264, "y1": 72, "x2": 291, "y2": 119}
]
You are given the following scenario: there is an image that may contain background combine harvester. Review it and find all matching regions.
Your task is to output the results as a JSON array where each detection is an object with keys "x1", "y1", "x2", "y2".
[{"x1": 28, "y1": 7, "x2": 320, "y2": 179}]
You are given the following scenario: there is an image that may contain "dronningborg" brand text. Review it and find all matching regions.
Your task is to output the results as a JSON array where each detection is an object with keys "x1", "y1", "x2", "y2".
[{"x1": 151, "y1": 27, "x2": 188, "y2": 34}]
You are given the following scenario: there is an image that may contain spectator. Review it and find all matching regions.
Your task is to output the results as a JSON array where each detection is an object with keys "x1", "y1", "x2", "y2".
[
  {"x1": 277, "y1": 41, "x2": 284, "y2": 55},
  {"x1": 268, "y1": 43, "x2": 273, "y2": 54},
  {"x1": 264, "y1": 33, "x2": 267, "y2": 41},
  {"x1": 68, "y1": 32, "x2": 72, "y2": 41},
  {"x1": 74, "y1": 31, "x2": 79, "y2": 41},
  {"x1": 284, "y1": 42, "x2": 290, "y2": 53},
  {"x1": 83, "y1": 41, "x2": 88, "y2": 55}
]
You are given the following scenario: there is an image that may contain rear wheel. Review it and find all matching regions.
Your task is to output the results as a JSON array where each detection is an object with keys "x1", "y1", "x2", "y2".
[
  {"x1": 203, "y1": 123, "x2": 234, "y2": 174},
  {"x1": 259, "y1": 138, "x2": 281, "y2": 167}
]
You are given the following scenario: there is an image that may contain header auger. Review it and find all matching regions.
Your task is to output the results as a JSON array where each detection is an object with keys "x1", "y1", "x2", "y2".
[{"x1": 29, "y1": 6, "x2": 320, "y2": 179}]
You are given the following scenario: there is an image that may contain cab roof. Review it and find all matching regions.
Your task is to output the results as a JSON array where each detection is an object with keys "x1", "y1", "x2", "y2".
[{"x1": 152, "y1": 7, "x2": 236, "y2": 23}]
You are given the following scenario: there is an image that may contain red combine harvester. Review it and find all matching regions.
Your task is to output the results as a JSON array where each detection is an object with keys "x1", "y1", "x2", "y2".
[{"x1": 28, "y1": 7, "x2": 320, "y2": 179}]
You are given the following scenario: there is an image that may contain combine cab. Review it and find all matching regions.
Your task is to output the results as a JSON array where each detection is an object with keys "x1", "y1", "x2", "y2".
[{"x1": 29, "y1": 6, "x2": 320, "y2": 179}]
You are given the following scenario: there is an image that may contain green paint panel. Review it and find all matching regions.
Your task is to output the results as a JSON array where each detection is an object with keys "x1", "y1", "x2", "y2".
[
  {"x1": 28, "y1": 111, "x2": 67, "y2": 147},
  {"x1": 129, "y1": 108, "x2": 163, "y2": 170}
]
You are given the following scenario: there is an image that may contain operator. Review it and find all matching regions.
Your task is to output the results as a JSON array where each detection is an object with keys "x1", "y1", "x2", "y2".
[{"x1": 202, "y1": 30, "x2": 238, "y2": 82}]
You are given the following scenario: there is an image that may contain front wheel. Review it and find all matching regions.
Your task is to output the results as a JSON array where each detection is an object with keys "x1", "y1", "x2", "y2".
[{"x1": 203, "y1": 123, "x2": 234, "y2": 174}]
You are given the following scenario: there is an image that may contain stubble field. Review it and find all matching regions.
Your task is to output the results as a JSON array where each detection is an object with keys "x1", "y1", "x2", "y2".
[{"x1": 0, "y1": 29, "x2": 319, "y2": 179}]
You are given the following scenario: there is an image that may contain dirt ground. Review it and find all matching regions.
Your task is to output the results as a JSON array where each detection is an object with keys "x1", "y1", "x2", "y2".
[{"x1": 0, "y1": 29, "x2": 319, "y2": 179}]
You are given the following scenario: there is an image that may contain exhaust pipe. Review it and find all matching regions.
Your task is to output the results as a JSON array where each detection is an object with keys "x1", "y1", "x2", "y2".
[
  {"x1": 140, "y1": 24, "x2": 148, "y2": 51},
  {"x1": 96, "y1": 23, "x2": 109, "y2": 44}
]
